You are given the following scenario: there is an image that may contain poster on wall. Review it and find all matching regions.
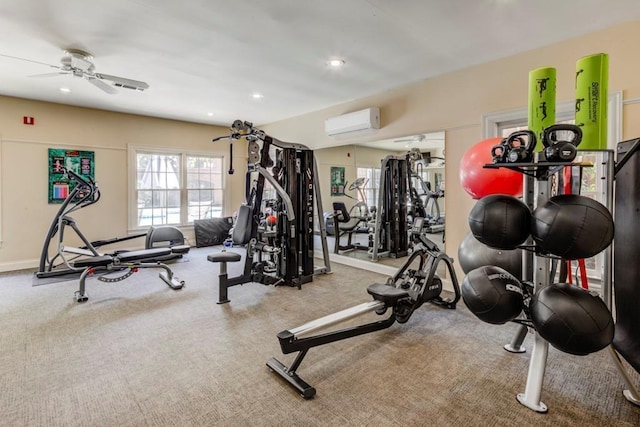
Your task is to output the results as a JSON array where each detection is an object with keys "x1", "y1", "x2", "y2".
[
  {"x1": 48, "y1": 148, "x2": 95, "y2": 204},
  {"x1": 330, "y1": 166, "x2": 345, "y2": 196}
]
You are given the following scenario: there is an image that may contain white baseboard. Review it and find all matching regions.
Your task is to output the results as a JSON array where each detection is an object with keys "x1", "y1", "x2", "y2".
[
  {"x1": 315, "y1": 251, "x2": 456, "y2": 293},
  {"x1": 0, "y1": 258, "x2": 39, "y2": 273}
]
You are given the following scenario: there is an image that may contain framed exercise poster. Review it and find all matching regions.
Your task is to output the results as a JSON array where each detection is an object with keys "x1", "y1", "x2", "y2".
[
  {"x1": 330, "y1": 166, "x2": 345, "y2": 196},
  {"x1": 48, "y1": 148, "x2": 95, "y2": 204}
]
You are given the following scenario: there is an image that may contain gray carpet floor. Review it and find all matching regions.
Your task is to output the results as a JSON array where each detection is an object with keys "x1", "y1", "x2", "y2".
[{"x1": 1, "y1": 247, "x2": 639, "y2": 426}]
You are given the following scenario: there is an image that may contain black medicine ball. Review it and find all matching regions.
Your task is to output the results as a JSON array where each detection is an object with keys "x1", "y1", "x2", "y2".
[
  {"x1": 461, "y1": 265, "x2": 524, "y2": 325},
  {"x1": 531, "y1": 195, "x2": 614, "y2": 259},
  {"x1": 468, "y1": 194, "x2": 531, "y2": 250},
  {"x1": 530, "y1": 283, "x2": 614, "y2": 356},
  {"x1": 458, "y1": 231, "x2": 523, "y2": 277}
]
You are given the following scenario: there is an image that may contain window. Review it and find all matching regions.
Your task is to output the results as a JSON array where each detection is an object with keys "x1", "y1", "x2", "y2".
[
  {"x1": 356, "y1": 167, "x2": 380, "y2": 208},
  {"x1": 130, "y1": 148, "x2": 224, "y2": 228}
]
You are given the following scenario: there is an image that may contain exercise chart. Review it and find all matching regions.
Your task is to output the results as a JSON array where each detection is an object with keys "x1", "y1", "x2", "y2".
[{"x1": 48, "y1": 148, "x2": 94, "y2": 204}]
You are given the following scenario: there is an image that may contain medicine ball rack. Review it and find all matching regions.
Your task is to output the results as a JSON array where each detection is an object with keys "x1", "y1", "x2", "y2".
[{"x1": 484, "y1": 150, "x2": 632, "y2": 412}]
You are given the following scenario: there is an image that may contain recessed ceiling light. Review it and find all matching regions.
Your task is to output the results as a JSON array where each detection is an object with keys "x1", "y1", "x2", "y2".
[
  {"x1": 207, "y1": 112, "x2": 214, "y2": 116},
  {"x1": 59, "y1": 87, "x2": 71, "y2": 93},
  {"x1": 252, "y1": 93, "x2": 263, "y2": 99},
  {"x1": 328, "y1": 59, "x2": 345, "y2": 68}
]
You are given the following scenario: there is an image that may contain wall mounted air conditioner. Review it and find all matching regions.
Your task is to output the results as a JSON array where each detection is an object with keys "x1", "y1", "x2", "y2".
[{"x1": 324, "y1": 107, "x2": 380, "y2": 136}]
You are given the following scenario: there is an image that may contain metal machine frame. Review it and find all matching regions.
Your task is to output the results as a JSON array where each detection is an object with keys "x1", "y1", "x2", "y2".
[{"x1": 210, "y1": 120, "x2": 331, "y2": 303}]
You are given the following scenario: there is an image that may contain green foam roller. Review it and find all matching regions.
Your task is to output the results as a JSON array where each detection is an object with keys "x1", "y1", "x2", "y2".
[
  {"x1": 575, "y1": 53, "x2": 608, "y2": 150},
  {"x1": 528, "y1": 67, "x2": 556, "y2": 151}
]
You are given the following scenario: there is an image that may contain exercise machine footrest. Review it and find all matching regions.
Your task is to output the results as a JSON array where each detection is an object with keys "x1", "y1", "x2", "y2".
[{"x1": 266, "y1": 357, "x2": 316, "y2": 399}]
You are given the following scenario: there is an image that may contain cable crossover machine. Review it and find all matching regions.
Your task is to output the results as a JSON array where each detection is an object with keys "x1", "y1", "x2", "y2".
[{"x1": 208, "y1": 120, "x2": 331, "y2": 303}]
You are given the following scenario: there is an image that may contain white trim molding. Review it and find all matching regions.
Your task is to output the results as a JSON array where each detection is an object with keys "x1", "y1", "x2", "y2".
[{"x1": 482, "y1": 91, "x2": 623, "y2": 149}]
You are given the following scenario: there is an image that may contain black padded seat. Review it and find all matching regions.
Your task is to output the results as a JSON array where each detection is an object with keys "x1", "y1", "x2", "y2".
[
  {"x1": 170, "y1": 244, "x2": 191, "y2": 254},
  {"x1": 117, "y1": 248, "x2": 171, "y2": 262},
  {"x1": 207, "y1": 252, "x2": 242, "y2": 263},
  {"x1": 333, "y1": 202, "x2": 362, "y2": 232},
  {"x1": 72, "y1": 255, "x2": 114, "y2": 268},
  {"x1": 367, "y1": 283, "x2": 409, "y2": 305}
]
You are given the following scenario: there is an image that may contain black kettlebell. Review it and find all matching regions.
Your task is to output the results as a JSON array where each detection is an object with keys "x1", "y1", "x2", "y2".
[
  {"x1": 490, "y1": 138, "x2": 509, "y2": 163},
  {"x1": 505, "y1": 130, "x2": 536, "y2": 163},
  {"x1": 542, "y1": 124, "x2": 582, "y2": 162}
]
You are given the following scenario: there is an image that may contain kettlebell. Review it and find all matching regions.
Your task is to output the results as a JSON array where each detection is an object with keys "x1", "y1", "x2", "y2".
[
  {"x1": 542, "y1": 124, "x2": 583, "y2": 162},
  {"x1": 505, "y1": 130, "x2": 536, "y2": 163},
  {"x1": 490, "y1": 138, "x2": 509, "y2": 163}
]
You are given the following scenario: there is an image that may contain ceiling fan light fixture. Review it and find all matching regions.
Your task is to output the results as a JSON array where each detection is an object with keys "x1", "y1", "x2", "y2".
[
  {"x1": 327, "y1": 59, "x2": 345, "y2": 68},
  {"x1": 63, "y1": 48, "x2": 93, "y2": 61}
]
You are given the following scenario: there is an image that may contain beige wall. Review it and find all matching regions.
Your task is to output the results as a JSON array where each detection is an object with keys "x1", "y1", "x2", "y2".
[
  {"x1": 2, "y1": 21, "x2": 640, "y2": 273},
  {"x1": 262, "y1": 21, "x2": 640, "y2": 276},
  {"x1": 0, "y1": 96, "x2": 247, "y2": 270}
]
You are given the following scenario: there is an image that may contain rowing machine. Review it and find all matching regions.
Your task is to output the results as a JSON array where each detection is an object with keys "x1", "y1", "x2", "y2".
[{"x1": 267, "y1": 222, "x2": 460, "y2": 398}]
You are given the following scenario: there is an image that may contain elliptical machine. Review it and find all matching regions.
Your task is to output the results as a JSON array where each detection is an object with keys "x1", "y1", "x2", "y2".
[
  {"x1": 324, "y1": 177, "x2": 371, "y2": 237},
  {"x1": 330, "y1": 177, "x2": 374, "y2": 254},
  {"x1": 35, "y1": 169, "x2": 187, "y2": 302},
  {"x1": 36, "y1": 169, "x2": 189, "y2": 280},
  {"x1": 267, "y1": 216, "x2": 461, "y2": 398}
]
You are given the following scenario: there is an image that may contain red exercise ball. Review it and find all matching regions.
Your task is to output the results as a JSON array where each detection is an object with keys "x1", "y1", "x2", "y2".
[
  {"x1": 266, "y1": 215, "x2": 277, "y2": 226},
  {"x1": 460, "y1": 137, "x2": 524, "y2": 199}
]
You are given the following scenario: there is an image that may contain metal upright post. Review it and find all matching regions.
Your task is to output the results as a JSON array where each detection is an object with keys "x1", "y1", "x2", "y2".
[
  {"x1": 313, "y1": 156, "x2": 331, "y2": 274},
  {"x1": 601, "y1": 150, "x2": 614, "y2": 308},
  {"x1": 516, "y1": 158, "x2": 551, "y2": 413},
  {"x1": 505, "y1": 173, "x2": 535, "y2": 354}
]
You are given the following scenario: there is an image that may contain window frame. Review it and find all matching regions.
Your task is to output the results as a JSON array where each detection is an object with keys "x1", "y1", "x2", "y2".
[
  {"x1": 483, "y1": 91, "x2": 622, "y2": 147},
  {"x1": 128, "y1": 145, "x2": 226, "y2": 230},
  {"x1": 356, "y1": 166, "x2": 381, "y2": 208}
]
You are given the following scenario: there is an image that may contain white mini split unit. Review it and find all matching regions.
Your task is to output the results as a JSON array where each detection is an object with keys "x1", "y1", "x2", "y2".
[{"x1": 324, "y1": 107, "x2": 380, "y2": 136}]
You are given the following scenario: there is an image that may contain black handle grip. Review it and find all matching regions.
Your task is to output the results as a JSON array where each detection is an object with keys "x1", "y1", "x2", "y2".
[
  {"x1": 506, "y1": 130, "x2": 537, "y2": 153},
  {"x1": 228, "y1": 142, "x2": 235, "y2": 175},
  {"x1": 65, "y1": 168, "x2": 91, "y2": 187},
  {"x1": 542, "y1": 124, "x2": 583, "y2": 148},
  {"x1": 491, "y1": 142, "x2": 507, "y2": 162}
]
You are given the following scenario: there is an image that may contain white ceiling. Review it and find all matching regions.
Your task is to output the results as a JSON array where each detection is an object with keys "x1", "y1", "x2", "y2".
[{"x1": 1, "y1": 1, "x2": 639, "y2": 127}]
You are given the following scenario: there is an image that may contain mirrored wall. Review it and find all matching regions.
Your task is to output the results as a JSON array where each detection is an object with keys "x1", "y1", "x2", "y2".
[{"x1": 314, "y1": 131, "x2": 446, "y2": 273}]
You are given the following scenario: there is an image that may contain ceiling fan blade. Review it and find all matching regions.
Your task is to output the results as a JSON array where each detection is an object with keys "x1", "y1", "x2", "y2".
[
  {"x1": 0, "y1": 52, "x2": 59, "y2": 68},
  {"x1": 95, "y1": 73, "x2": 149, "y2": 91},
  {"x1": 29, "y1": 71, "x2": 69, "y2": 78},
  {"x1": 87, "y1": 77, "x2": 118, "y2": 94}
]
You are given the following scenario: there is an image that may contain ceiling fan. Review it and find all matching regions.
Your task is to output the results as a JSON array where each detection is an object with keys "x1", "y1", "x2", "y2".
[{"x1": 4, "y1": 49, "x2": 149, "y2": 94}]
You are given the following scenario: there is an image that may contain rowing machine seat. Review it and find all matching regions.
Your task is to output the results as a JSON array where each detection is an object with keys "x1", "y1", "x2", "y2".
[{"x1": 367, "y1": 283, "x2": 409, "y2": 305}]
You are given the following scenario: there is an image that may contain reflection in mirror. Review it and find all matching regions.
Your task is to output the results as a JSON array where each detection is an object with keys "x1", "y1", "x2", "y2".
[{"x1": 313, "y1": 131, "x2": 446, "y2": 275}]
